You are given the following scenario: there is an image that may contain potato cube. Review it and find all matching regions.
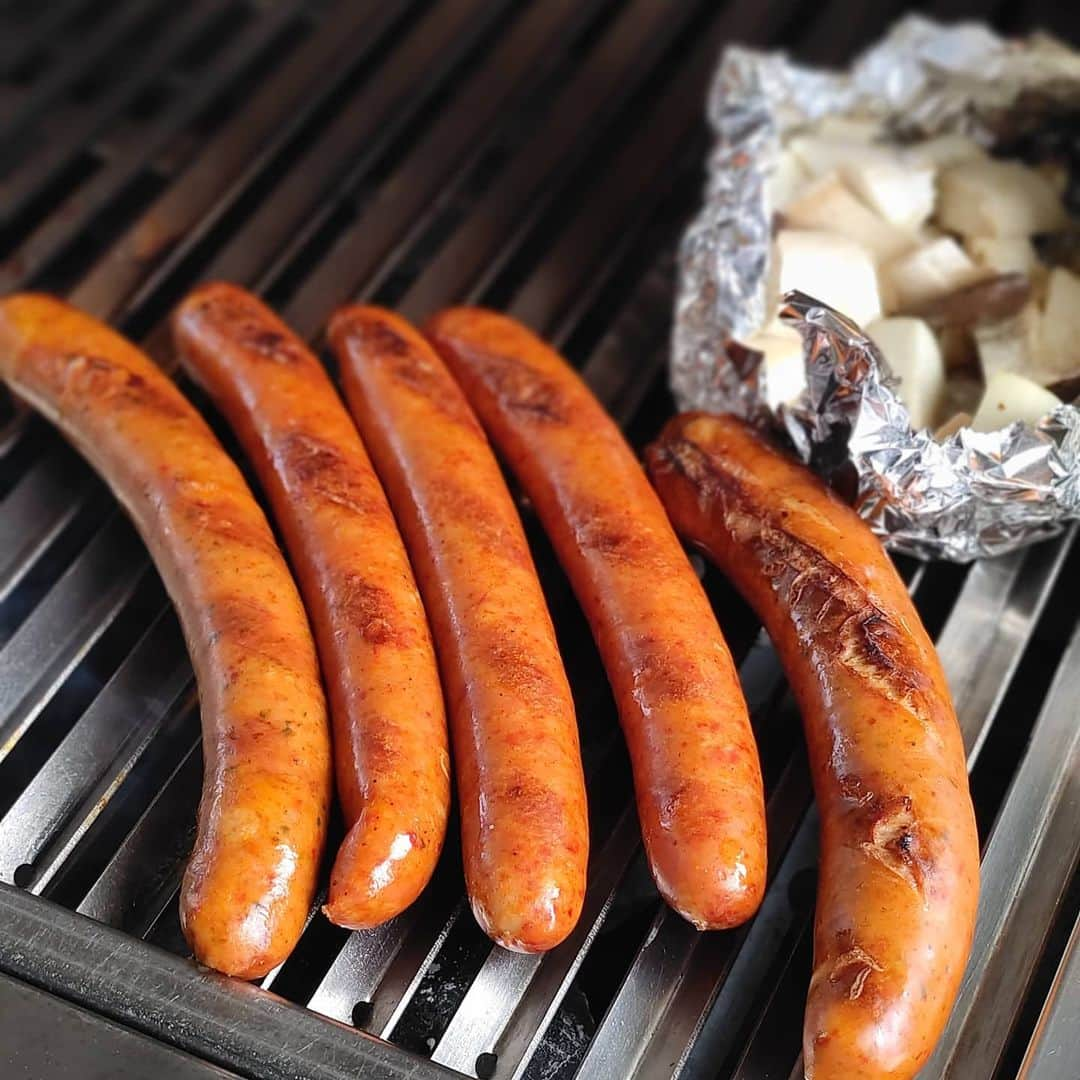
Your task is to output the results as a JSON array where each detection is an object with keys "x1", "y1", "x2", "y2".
[
  {"x1": 971, "y1": 371, "x2": 1061, "y2": 430},
  {"x1": 766, "y1": 150, "x2": 811, "y2": 212},
  {"x1": 769, "y1": 230, "x2": 882, "y2": 327},
  {"x1": 904, "y1": 134, "x2": 986, "y2": 170},
  {"x1": 937, "y1": 159, "x2": 1067, "y2": 237},
  {"x1": 742, "y1": 328, "x2": 806, "y2": 409},
  {"x1": 783, "y1": 173, "x2": 916, "y2": 263},
  {"x1": 866, "y1": 317, "x2": 946, "y2": 430},
  {"x1": 884, "y1": 238, "x2": 985, "y2": 309},
  {"x1": 841, "y1": 157, "x2": 936, "y2": 231},
  {"x1": 1037, "y1": 267, "x2": 1080, "y2": 379}
]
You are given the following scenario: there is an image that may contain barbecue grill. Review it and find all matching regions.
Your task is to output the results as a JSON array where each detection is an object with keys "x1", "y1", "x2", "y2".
[{"x1": 0, "y1": 1, "x2": 1077, "y2": 1077}]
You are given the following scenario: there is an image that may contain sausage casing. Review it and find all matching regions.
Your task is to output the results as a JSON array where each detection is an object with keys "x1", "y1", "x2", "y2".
[
  {"x1": 646, "y1": 412, "x2": 979, "y2": 1080},
  {"x1": 425, "y1": 308, "x2": 766, "y2": 930},
  {"x1": 330, "y1": 306, "x2": 588, "y2": 951},
  {"x1": 172, "y1": 283, "x2": 450, "y2": 931},
  {"x1": 0, "y1": 293, "x2": 332, "y2": 978}
]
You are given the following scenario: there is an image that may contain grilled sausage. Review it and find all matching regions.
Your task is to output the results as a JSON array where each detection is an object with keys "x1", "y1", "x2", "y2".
[
  {"x1": 172, "y1": 284, "x2": 450, "y2": 931},
  {"x1": 329, "y1": 305, "x2": 588, "y2": 951},
  {"x1": 0, "y1": 293, "x2": 332, "y2": 978},
  {"x1": 424, "y1": 309, "x2": 766, "y2": 930},
  {"x1": 646, "y1": 413, "x2": 979, "y2": 1080}
]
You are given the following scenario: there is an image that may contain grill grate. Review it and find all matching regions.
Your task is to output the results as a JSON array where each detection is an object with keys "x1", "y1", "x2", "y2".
[{"x1": 1, "y1": 1, "x2": 1078, "y2": 1078}]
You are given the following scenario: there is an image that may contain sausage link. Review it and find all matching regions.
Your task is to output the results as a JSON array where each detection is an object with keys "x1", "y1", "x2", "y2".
[
  {"x1": 0, "y1": 294, "x2": 332, "y2": 978},
  {"x1": 172, "y1": 284, "x2": 450, "y2": 930},
  {"x1": 424, "y1": 308, "x2": 766, "y2": 930},
  {"x1": 646, "y1": 413, "x2": 979, "y2": 1080},
  {"x1": 329, "y1": 306, "x2": 588, "y2": 951}
]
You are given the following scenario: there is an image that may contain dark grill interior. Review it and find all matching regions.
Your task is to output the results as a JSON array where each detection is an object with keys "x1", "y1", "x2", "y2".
[{"x1": 0, "y1": 2, "x2": 1078, "y2": 1078}]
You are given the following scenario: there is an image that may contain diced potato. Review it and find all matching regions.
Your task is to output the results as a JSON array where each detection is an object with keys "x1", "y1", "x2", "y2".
[
  {"x1": 1037, "y1": 267, "x2": 1080, "y2": 379},
  {"x1": 788, "y1": 135, "x2": 893, "y2": 178},
  {"x1": 742, "y1": 328, "x2": 806, "y2": 409},
  {"x1": 770, "y1": 230, "x2": 882, "y2": 327},
  {"x1": 783, "y1": 173, "x2": 916, "y2": 263},
  {"x1": 817, "y1": 116, "x2": 883, "y2": 143},
  {"x1": 904, "y1": 134, "x2": 986, "y2": 170},
  {"x1": 974, "y1": 303, "x2": 1042, "y2": 381},
  {"x1": 971, "y1": 371, "x2": 1061, "y2": 431},
  {"x1": 883, "y1": 238, "x2": 985, "y2": 309},
  {"x1": 766, "y1": 150, "x2": 811, "y2": 212},
  {"x1": 965, "y1": 236, "x2": 1041, "y2": 278},
  {"x1": 841, "y1": 157, "x2": 936, "y2": 231},
  {"x1": 866, "y1": 317, "x2": 946, "y2": 430},
  {"x1": 937, "y1": 159, "x2": 1067, "y2": 238}
]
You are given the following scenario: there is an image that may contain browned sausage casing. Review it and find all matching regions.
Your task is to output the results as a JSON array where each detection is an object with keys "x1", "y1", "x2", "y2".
[
  {"x1": 172, "y1": 284, "x2": 450, "y2": 931},
  {"x1": 329, "y1": 306, "x2": 588, "y2": 952},
  {"x1": 0, "y1": 294, "x2": 332, "y2": 978},
  {"x1": 646, "y1": 413, "x2": 980, "y2": 1080},
  {"x1": 424, "y1": 308, "x2": 766, "y2": 931}
]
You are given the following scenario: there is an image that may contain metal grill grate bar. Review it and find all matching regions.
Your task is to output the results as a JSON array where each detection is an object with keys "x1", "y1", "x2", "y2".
[
  {"x1": 1019, "y1": 913, "x2": 1080, "y2": 1080},
  {"x1": 0, "y1": 0, "x2": 306, "y2": 293}
]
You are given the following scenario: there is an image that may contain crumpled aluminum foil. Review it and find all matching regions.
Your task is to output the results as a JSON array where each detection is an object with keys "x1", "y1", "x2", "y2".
[{"x1": 671, "y1": 15, "x2": 1080, "y2": 560}]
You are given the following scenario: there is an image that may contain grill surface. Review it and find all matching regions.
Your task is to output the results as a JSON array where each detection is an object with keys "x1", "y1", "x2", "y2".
[{"x1": 0, "y1": 2, "x2": 1078, "y2": 1078}]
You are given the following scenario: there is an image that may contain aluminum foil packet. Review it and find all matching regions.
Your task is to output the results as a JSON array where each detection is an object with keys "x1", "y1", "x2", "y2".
[{"x1": 672, "y1": 15, "x2": 1080, "y2": 560}]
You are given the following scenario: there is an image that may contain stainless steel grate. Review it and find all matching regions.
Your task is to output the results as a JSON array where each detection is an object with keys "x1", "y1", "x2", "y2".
[{"x1": 0, "y1": 1, "x2": 1077, "y2": 1078}]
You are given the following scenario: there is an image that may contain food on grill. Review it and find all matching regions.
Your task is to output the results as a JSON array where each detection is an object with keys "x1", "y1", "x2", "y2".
[
  {"x1": 883, "y1": 237, "x2": 983, "y2": 310},
  {"x1": 769, "y1": 229, "x2": 882, "y2": 328},
  {"x1": 862, "y1": 317, "x2": 944, "y2": 431},
  {"x1": 783, "y1": 174, "x2": 914, "y2": 263},
  {"x1": 329, "y1": 305, "x2": 588, "y2": 952},
  {"x1": 1035, "y1": 267, "x2": 1080, "y2": 382},
  {"x1": 425, "y1": 308, "x2": 767, "y2": 931},
  {"x1": 172, "y1": 284, "x2": 449, "y2": 933},
  {"x1": 647, "y1": 412, "x2": 979, "y2": 1080},
  {"x1": 971, "y1": 370, "x2": 1063, "y2": 432},
  {"x1": 757, "y1": 123, "x2": 1080, "y2": 433},
  {"x1": 936, "y1": 158, "x2": 1067, "y2": 239},
  {"x1": 0, "y1": 293, "x2": 332, "y2": 979}
]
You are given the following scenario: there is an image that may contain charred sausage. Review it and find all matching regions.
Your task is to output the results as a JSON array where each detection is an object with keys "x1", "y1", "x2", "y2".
[
  {"x1": 646, "y1": 412, "x2": 979, "y2": 1080},
  {"x1": 424, "y1": 308, "x2": 766, "y2": 930},
  {"x1": 172, "y1": 283, "x2": 450, "y2": 931},
  {"x1": 329, "y1": 305, "x2": 588, "y2": 951},
  {"x1": 0, "y1": 293, "x2": 332, "y2": 978}
]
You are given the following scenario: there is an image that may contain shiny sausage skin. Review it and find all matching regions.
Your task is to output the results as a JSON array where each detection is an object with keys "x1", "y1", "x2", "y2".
[
  {"x1": 425, "y1": 308, "x2": 766, "y2": 930},
  {"x1": 329, "y1": 306, "x2": 588, "y2": 951},
  {"x1": 0, "y1": 294, "x2": 332, "y2": 978},
  {"x1": 172, "y1": 284, "x2": 450, "y2": 931},
  {"x1": 646, "y1": 413, "x2": 979, "y2": 1080}
]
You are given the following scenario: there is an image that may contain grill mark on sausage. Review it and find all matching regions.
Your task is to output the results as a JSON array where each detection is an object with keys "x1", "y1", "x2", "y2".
[
  {"x1": 193, "y1": 291, "x2": 308, "y2": 366},
  {"x1": 278, "y1": 431, "x2": 384, "y2": 519},
  {"x1": 496, "y1": 776, "x2": 569, "y2": 840},
  {"x1": 437, "y1": 482, "x2": 534, "y2": 571},
  {"x1": 36, "y1": 349, "x2": 196, "y2": 424},
  {"x1": 440, "y1": 340, "x2": 568, "y2": 425},
  {"x1": 838, "y1": 774, "x2": 932, "y2": 894},
  {"x1": 209, "y1": 593, "x2": 312, "y2": 675},
  {"x1": 336, "y1": 573, "x2": 417, "y2": 649},
  {"x1": 574, "y1": 515, "x2": 652, "y2": 564},
  {"x1": 487, "y1": 638, "x2": 568, "y2": 713},
  {"x1": 630, "y1": 632, "x2": 701, "y2": 703},
  {"x1": 340, "y1": 315, "x2": 482, "y2": 431},
  {"x1": 182, "y1": 498, "x2": 282, "y2": 561},
  {"x1": 827, "y1": 945, "x2": 885, "y2": 1002},
  {"x1": 655, "y1": 438, "x2": 941, "y2": 731}
]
